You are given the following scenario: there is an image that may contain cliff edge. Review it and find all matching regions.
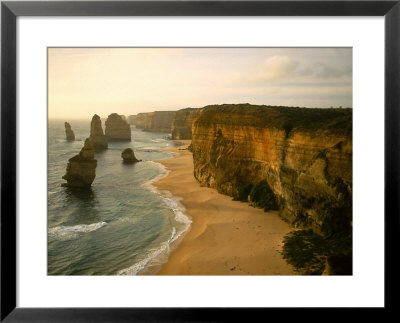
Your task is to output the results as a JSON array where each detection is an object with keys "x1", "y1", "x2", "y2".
[{"x1": 191, "y1": 104, "x2": 352, "y2": 236}]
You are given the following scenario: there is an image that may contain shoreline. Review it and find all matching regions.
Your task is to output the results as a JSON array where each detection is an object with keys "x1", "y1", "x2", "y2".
[{"x1": 153, "y1": 140, "x2": 296, "y2": 275}]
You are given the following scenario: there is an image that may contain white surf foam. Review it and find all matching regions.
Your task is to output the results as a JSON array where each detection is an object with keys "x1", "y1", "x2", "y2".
[
  {"x1": 48, "y1": 221, "x2": 107, "y2": 241},
  {"x1": 117, "y1": 227, "x2": 177, "y2": 276},
  {"x1": 122, "y1": 158, "x2": 193, "y2": 275},
  {"x1": 142, "y1": 161, "x2": 192, "y2": 227},
  {"x1": 142, "y1": 161, "x2": 171, "y2": 193}
]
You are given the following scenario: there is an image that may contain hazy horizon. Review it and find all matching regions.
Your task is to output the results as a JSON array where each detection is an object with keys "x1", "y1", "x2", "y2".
[{"x1": 48, "y1": 48, "x2": 352, "y2": 119}]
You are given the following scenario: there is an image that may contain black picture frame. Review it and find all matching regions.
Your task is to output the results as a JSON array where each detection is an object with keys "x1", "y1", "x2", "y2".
[{"x1": 1, "y1": 0, "x2": 399, "y2": 321}]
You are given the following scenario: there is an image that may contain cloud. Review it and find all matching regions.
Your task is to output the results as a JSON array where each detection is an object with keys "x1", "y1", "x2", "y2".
[
  {"x1": 301, "y1": 62, "x2": 351, "y2": 79},
  {"x1": 48, "y1": 48, "x2": 352, "y2": 118},
  {"x1": 254, "y1": 56, "x2": 298, "y2": 82}
]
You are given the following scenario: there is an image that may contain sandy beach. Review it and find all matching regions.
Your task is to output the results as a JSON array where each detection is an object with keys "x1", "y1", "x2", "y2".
[{"x1": 153, "y1": 141, "x2": 296, "y2": 275}]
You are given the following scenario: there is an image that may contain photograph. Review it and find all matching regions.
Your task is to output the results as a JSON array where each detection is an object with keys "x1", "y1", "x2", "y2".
[{"x1": 47, "y1": 47, "x2": 352, "y2": 276}]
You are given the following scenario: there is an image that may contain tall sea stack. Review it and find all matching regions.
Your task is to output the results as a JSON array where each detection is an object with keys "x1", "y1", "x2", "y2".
[
  {"x1": 89, "y1": 114, "x2": 108, "y2": 151},
  {"x1": 64, "y1": 122, "x2": 75, "y2": 141},
  {"x1": 105, "y1": 113, "x2": 131, "y2": 141},
  {"x1": 62, "y1": 138, "x2": 97, "y2": 188}
]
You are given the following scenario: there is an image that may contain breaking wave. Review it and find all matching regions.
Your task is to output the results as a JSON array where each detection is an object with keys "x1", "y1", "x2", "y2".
[{"x1": 48, "y1": 222, "x2": 107, "y2": 241}]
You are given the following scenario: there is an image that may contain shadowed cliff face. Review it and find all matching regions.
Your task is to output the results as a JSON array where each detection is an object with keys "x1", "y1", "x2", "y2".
[
  {"x1": 171, "y1": 108, "x2": 200, "y2": 140},
  {"x1": 191, "y1": 104, "x2": 352, "y2": 235}
]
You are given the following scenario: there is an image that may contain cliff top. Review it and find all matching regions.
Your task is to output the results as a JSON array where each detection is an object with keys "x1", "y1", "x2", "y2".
[{"x1": 198, "y1": 104, "x2": 352, "y2": 136}]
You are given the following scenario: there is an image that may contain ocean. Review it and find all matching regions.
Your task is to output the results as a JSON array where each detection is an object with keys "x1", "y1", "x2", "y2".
[{"x1": 48, "y1": 119, "x2": 190, "y2": 275}]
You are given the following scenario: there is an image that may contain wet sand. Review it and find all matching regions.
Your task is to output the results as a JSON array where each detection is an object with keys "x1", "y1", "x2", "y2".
[{"x1": 154, "y1": 141, "x2": 296, "y2": 275}]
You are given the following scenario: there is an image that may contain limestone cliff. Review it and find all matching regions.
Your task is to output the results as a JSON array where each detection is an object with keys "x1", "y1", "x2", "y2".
[
  {"x1": 171, "y1": 108, "x2": 200, "y2": 140},
  {"x1": 62, "y1": 138, "x2": 97, "y2": 188},
  {"x1": 105, "y1": 113, "x2": 131, "y2": 141},
  {"x1": 135, "y1": 113, "x2": 146, "y2": 128},
  {"x1": 127, "y1": 115, "x2": 137, "y2": 125},
  {"x1": 144, "y1": 111, "x2": 176, "y2": 132},
  {"x1": 191, "y1": 104, "x2": 352, "y2": 235},
  {"x1": 133, "y1": 111, "x2": 176, "y2": 132},
  {"x1": 89, "y1": 114, "x2": 108, "y2": 151},
  {"x1": 64, "y1": 122, "x2": 75, "y2": 141}
]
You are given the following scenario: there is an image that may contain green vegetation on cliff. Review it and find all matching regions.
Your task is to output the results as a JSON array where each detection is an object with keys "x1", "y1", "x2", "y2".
[
  {"x1": 199, "y1": 104, "x2": 352, "y2": 136},
  {"x1": 282, "y1": 229, "x2": 352, "y2": 275}
]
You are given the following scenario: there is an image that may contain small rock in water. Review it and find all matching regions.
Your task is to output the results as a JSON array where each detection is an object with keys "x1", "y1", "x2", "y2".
[{"x1": 121, "y1": 148, "x2": 140, "y2": 163}]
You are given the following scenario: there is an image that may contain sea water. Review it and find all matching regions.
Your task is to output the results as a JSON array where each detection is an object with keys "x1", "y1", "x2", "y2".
[{"x1": 48, "y1": 119, "x2": 191, "y2": 275}]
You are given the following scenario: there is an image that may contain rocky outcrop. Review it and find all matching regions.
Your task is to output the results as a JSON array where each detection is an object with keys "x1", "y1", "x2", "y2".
[
  {"x1": 171, "y1": 108, "x2": 200, "y2": 140},
  {"x1": 191, "y1": 104, "x2": 352, "y2": 235},
  {"x1": 121, "y1": 148, "x2": 140, "y2": 163},
  {"x1": 127, "y1": 115, "x2": 137, "y2": 125},
  {"x1": 62, "y1": 138, "x2": 97, "y2": 188},
  {"x1": 89, "y1": 114, "x2": 108, "y2": 151},
  {"x1": 64, "y1": 122, "x2": 75, "y2": 141},
  {"x1": 105, "y1": 113, "x2": 131, "y2": 141}
]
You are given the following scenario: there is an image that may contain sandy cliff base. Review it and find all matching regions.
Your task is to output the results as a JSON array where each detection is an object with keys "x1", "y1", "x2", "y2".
[{"x1": 155, "y1": 142, "x2": 296, "y2": 275}]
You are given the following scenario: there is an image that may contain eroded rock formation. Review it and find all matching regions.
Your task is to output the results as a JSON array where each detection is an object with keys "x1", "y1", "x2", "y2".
[
  {"x1": 105, "y1": 113, "x2": 131, "y2": 141},
  {"x1": 171, "y1": 108, "x2": 200, "y2": 140},
  {"x1": 191, "y1": 104, "x2": 352, "y2": 235},
  {"x1": 121, "y1": 148, "x2": 140, "y2": 163},
  {"x1": 62, "y1": 138, "x2": 97, "y2": 188},
  {"x1": 89, "y1": 114, "x2": 108, "y2": 151},
  {"x1": 64, "y1": 122, "x2": 75, "y2": 141}
]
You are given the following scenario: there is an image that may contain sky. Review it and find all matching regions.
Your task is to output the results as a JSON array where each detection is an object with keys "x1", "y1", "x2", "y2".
[{"x1": 48, "y1": 48, "x2": 352, "y2": 119}]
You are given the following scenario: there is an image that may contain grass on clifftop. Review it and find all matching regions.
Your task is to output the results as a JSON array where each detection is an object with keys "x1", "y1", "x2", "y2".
[{"x1": 199, "y1": 104, "x2": 352, "y2": 136}]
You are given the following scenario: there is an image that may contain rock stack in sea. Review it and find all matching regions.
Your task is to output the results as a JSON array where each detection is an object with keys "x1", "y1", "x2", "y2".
[
  {"x1": 89, "y1": 114, "x2": 108, "y2": 151},
  {"x1": 62, "y1": 138, "x2": 97, "y2": 188},
  {"x1": 105, "y1": 113, "x2": 131, "y2": 141},
  {"x1": 64, "y1": 122, "x2": 75, "y2": 141},
  {"x1": 121, "y1": 148, "x2": 140, "y2": 163}
]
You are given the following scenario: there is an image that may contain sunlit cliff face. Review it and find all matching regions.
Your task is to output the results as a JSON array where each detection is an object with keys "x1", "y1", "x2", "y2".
[
  {"x1": 48, "y1": 48, "x2": 352, "y2": 119},
  {"x1": 191, "y1": 105, "x2": 352, "y2": 234}
]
